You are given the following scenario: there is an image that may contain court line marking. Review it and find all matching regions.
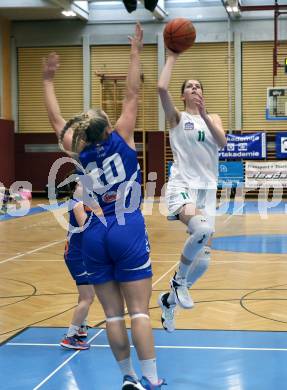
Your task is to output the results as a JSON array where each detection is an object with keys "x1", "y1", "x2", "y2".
[
  {"x1": 220, "y1": 203, "x2": 245, "y2": 226},
  {"x1": 0, "y1": 202, "x2": 255, "y2": 266},
  {"x1": 32, "y1": 329, "x2": 104, "y2": 390},
  {"x1": 0, "y1": 240, "x2": 65, "y2": 265},
  {"x1": 3, "y1": 208, "x2": 285, "y2": 385},
  {"x1": 0, "y1": 251, "x2": 178, "y2": 265},
  {"x1": 151, "y1": 262, "x2": 179, "y2": 288},
  {"x1": 8, "y1": 259, "x2": 178, "y2": 263},
  {"x1": 7, "y1": 342, "x2": 287, "y2": 352},
  {"x1": 29, "y1": 261, "x2": 178, "y2": 389},
  {"x1": 7, "y1": 259, "x2": 287, "y2": 264}
]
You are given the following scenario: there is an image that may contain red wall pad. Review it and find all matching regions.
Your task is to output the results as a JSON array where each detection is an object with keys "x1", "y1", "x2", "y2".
[
  {"x1": 15, "y1": 133, "x2": 73, "y2": 192},
  {"x1": 0, "y1": 119, "x2": 15, "y2": 187}
]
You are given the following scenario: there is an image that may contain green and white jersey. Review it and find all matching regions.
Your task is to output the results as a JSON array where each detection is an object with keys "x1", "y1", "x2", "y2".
[{"x1": 169, "y1": 111, "x2": 219, "y2": 189}]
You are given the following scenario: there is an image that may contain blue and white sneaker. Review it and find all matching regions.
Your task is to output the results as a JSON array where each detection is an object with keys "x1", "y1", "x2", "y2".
[
  {"x1": 140, "y1": 377, "x2": 166, "y2": 389},
  {"x1": 122, "y1": 375, "x2": 144, "y2": 390},
  {"x1": 158, "y1": 292, "x2": 176, "y2": 333},
  {"x1": 170, "y1": 272, "x2": 194, "y2": 309}
]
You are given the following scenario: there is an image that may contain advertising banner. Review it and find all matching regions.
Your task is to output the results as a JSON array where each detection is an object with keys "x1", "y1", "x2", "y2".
[
  {"x1": 218, "y1": 162, "x2": 244, "y2": 188},
  {"x1": 219, "y1": 133, "x2": 266, "y2": 160},
  {"x1": 245, "y1": 161, "x2": 287, "y2": 188},
  {"x1": 275, "y1": 132, "x2": 287, "y2": 159}
]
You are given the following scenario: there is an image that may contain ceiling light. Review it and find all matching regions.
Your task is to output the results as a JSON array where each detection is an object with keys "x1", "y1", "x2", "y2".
[{"x1": 61, "y1": 10, "x2": 77, "y2": 17}]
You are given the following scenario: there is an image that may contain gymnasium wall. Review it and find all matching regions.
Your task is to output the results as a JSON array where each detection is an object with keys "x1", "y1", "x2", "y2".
[
  {"x1": 0, "y1": 17, "x2": 12, "y2": 119},
  {"x1": 0, "y1": 119, "x2": 15, "y2": 186},
  {"x1": 11, "y1": 18, "x2": 287, "y2": 135},
  {"x1": 242, "y1": 41, "x2": 287, "y2": 132},
  {"x1": 5, "y1": 18, "x2": 287, "y2": 192},
  {"x1": 18, "y1": 46, "x2": 83, "y2": 133},
  {"x1": 14, "y1": 133, "x2": 73, "y2": 192},
  {"x1": 90, "y1": 44, "x2": 158, "y2": 131}
]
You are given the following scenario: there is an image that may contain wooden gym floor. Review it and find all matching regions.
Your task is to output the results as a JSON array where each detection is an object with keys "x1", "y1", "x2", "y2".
[{"x1": 1, "y1": 197, "x2": 287, "y2": 346}]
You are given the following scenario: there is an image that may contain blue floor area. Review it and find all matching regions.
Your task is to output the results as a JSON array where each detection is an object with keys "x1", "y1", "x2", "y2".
[
  {"x1": 1, "y1": 200, "x2": 286, "y2": 222},
  {"x1": 217, "y1": 200, "x2": 287, "y2": 215},
  {"x1": 0, "y1": 202, "x2": 66, "y2": 221},
  {"x1": 212, "y1": 234, "x2": 287, "y2": 254},
  {"x1": 2, "y1": 327, "x2": 287, "y2": 390}
]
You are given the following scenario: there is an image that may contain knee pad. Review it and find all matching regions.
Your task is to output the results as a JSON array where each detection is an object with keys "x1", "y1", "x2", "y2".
[
  {"x1": 130, "y1": 313, "x2": 150, "y2": 320},
  {"x1": 183, "y1": 215, "x2": 213, "y2": 261},
  {"x1": 106, "y1": 316, "x2": 125, "y2": 323},
  {"x1": 187, "y1": 215, "x2": 214, "y2": 240},
  {"x1": 187, "y1": 246, "x2": 211, "y2": 288}
]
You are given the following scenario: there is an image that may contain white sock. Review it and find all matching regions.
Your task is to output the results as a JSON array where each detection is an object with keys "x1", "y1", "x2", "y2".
[
  {"x1": 118, "y1": 357, "x2": 138, "y2": 380},
  {"x1": 67, "y1": 324, "x2": 80, "y2": 337},
  {"x1": 177, "y1": 261, "x2": 192, "y2": 279},
  {"x1": 140, "y1": 358, "x2": 158, "y2": 384}
]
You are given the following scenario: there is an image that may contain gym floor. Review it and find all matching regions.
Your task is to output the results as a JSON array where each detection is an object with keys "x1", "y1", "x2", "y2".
[{"x1": 1, "y1": 198, "x2": 287, "y2": 389}]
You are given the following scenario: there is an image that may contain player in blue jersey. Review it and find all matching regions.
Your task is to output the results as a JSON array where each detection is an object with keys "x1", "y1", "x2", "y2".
[
  {"x1": 57, "y1": 23, "x2": 165, "y2": 390},
  {"x1": 43, "y1": 59, "x2": 96, "y2": 350},
  {"x1": 60, "y1": 177, "x2": 96, "y2": 350}
]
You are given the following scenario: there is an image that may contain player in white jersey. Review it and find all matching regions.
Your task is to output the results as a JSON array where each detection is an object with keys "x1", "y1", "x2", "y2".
[{"x1": 158, "y1": 49, "x2": 227, "y2": 332}]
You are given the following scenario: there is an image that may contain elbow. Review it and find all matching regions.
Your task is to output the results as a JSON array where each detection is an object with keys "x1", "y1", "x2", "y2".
[
  {"x1": 126, "y1": 89, "x2": 139, "y2": 100},
  {"x1": 219, "y1": 137, "x2": 227, "y2": 149},
  {"x1": 158, "y1": 85, "x2": 168, "y2": 95}
]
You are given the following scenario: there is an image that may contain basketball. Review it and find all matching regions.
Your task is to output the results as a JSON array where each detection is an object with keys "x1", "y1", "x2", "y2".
[{"x1": 163, "y1": 18, "x2": 196, "y2": 53}]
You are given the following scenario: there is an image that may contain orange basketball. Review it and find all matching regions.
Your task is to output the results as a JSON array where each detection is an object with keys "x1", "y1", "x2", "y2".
[{"x1": 163, "y1": 18, "x2": 196, "y2": 53}]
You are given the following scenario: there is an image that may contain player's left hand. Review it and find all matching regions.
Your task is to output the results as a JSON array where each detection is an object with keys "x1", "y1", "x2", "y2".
[
  {"x1": 42, "y1": 52, "x2": 60, "y2": 81},
  {"x1": 192, "y1": 92, "x2": 207, "y2": 118},
  {"x1": 129, "y1": 22, "x2": 143, "y2": 52}
]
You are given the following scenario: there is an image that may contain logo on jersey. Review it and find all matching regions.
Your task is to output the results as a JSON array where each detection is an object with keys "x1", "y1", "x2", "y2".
[
  {"x1": 102, "y1": 191, "x2": 119, "y2": 203},
  {"x1": 95, "y1": 145, "x2": 106, "y2": 158},
  {"x1": 145, "y1": 229, "x2": 150, "y2": 253},
  {"x1": 184, "y1": 121, "x2": 194, "y2": 131},
  {"x1": 96, "y1": 146, "x2": 105, "y2": 152}
]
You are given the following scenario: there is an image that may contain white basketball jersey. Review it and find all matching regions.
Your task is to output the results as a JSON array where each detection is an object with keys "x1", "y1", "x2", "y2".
[{"x1": 169, "y1": 112, "x2": 219, "y2": 189}]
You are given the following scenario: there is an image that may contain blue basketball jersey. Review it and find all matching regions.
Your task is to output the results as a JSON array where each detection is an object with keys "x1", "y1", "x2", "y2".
[
  {"x1": 79, "y1": 131, "x2": 142, "y2": 216},
  {"x1": 65, "y1": 198, "x2": 83, "y2": 260},
  {"x1": 64, "y1": 198, "x2": 93, "y2": 285}
]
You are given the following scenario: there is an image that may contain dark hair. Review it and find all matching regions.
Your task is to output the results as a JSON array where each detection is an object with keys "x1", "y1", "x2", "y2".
[
  {"x1": 66, "y1": 174, "x2": 79, "y2": 198},
  {"x1": 181, "y1": 79, "x2": 204, "y2": 95},
  {"x1": 64, "y1": 170, "x2": 79, "y2": 199},
  {"x1": 86, "y1": 116, "x2": 108, "y2": 143},
  {"x1": 56, "y1": 170, "x2": 79, "y2": 199}
]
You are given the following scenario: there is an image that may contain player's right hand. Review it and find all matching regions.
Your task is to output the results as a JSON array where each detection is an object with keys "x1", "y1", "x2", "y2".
[{"x1": 128, "y1": 22, "x2": 143, "y2": 52}]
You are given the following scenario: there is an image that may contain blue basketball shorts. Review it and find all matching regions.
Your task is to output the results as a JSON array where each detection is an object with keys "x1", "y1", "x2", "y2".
[
  {"x1": 64, "y1": 239, "x2": 89, "y2": 286},
  {"x1": 82, "y1": 210, "x2": 152, "y2": 284}
]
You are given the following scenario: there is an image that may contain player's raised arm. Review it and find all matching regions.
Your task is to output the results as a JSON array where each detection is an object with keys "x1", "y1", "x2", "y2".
[
  {"x1": 42, "y1": 52, "x2": 73, "y2": 153},
  {"x1": 42, "y1": 53, "x2": 65, "y2": 135},
  {"x1": 115, "y1": 22, "x2": 143, "y2": 147},
  {"x1": 158, "y1": 50, "x2": 181, "y2": 129}
]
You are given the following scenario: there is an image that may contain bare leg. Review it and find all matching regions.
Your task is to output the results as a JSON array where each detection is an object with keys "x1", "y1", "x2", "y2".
[
  {"x1": 121, "y1": 278, "x2": 154, "y2": 360},
  {"x1": 94, "y1": 281, "x2": 130, "y2": 362},
  {"x1": 70, "y1": 284, "x2": 95, "y2": 327},
  {"x1": 121, "y1": 277, "x2": 160, "y2": 384}
]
